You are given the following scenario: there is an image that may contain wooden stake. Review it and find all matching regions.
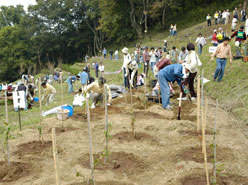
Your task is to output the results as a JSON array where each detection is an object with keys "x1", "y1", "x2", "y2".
[
  {"x1": 52, "y1": 128, "x2": 60, "y2": 185},
  {"x1": 144, "y1": 75, "x2": 147, "y2": 110},
  {"x1": 85, "y1": 99, "x2": 95, "y2": 184},
  {"x1": 202, "y1": 98, "x2": 210, "y2": 185},
  {"x1": 158, "y1": 75, "x2": 161, "y2": 105},
  {"x1": 197, "y1": 75, "x2": 201, "y2": 132},
  {"x1": 18, "y1": 106, "x2": 21, "y2": 130},
  {"x1": 104, "y1": 86, "x2": 108, "y2": 163},
  {"x1": 38, "y1": 78, "x2": 44, "y2": 144},
  {"x1": 4, "y1": 89, "x2": 8, "y2": 123},
  {"x1": 60, "y1": 74, "x2": 66, "y2": 131},
  {"x1": 213, "y1": 99, "x2": 218, "y2": 184}
]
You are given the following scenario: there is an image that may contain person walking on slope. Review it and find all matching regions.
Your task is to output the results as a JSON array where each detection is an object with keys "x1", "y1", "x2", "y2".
[
  {"x1": 41, "y1": 82, "x2": 56, "y2": 105},
  {"x1": 95, "y1": 62, "x2": 99, "y2": 78},
  {"x1": 173, "y1": 24, "x2": 177, "y2": 35},
  {"x1": 103, "y1": 48, "x2": 107, "y2": 58},
  {"x1": 231, "y1": 17, "x2": 239, "y2": 32},
  {"x1": 177, "y1": 43, "x2": 202, "y2": 101},
  {"x1": 216, "y1": 27, "x2": 225, "y2": 44},
  {"x1": 214, "y1": 11, "x2": 219, "y2": 25},
  {"x1": 80, "y1": 68, "x2": 88, "y2": 91},
  {"x1": 115, "y1": 49, "x2": 119, "y2": 60},
  {"x1": 170, "y1": 24, "x2": 174, "y2": 35},
  {"x1": 212, "y1": 29, "x2": 218, "y2": 46},
  {"x1": 241, "y1": 7, "x2": 247, "y2": 22},
  {"x1": 149, "y1": 47, "x2": 157, "y2": 74},
  {"x1": 231, "y1": 25, "x2": 247, "y2": 57},
  {"x1": 210, "y1": 37, "x2": 232, "y2": 82},
  {"x1": 195, "y1": 33, "x2": 206, "y2": 55},
  {"x1": 143, "y1": 46, "x2": 150, "y2": 76},
  {"x1": 206, "y1": 14, "x2": 212, "y2": 26},
  {"x1": 99, "y1": 62, "x2": 105, "y2": 78},
  {"x1": 233, "y1": 7, "x2": 239, "y2": 20},
  {"x1": 158, "y1": 64, "x2": 189, "y2": 110},
  {"x1": 225, "y1": 9, "x2": 230, "y2": 24}
]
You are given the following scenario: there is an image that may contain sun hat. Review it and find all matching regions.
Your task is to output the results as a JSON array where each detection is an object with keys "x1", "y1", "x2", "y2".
[{"x1": 121, "y1": 47, "x2": 129, "y2": 54}]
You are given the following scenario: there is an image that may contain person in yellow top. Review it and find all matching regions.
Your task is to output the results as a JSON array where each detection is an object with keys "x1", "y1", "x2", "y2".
[
  {"x1": 214, "y1": 11, "x2": 219, "y2": 25},
  {"x1": 82, "y1": 77, "x2": 112, "y2": 109},
  {"x1": 41, "y1": 82, "x2": 56, "y2": 105}
]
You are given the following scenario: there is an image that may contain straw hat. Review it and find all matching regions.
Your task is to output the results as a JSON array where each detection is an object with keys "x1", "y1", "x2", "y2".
[{"x1": 122, "y1": 47, "x2": 129, "y2": 54}]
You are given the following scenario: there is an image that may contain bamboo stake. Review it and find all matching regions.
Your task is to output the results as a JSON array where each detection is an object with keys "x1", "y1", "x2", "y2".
[
  {"x1": 144, "y1": 75, "x2": 147, "y2": 110},
  {"x1": 202, "y1": 98, "x2": 210, "y2": 185},
  {"x1": 177, "y1": 92, "x2": 182, "y2": 120},
  {"x1": 213, "y1": 99, "x2": 218, "y2": 184},
  {"x1": 85, "y1": 99, "x2": 95, "y2": 184},
  {"x1": 60, "y1": 74, "x2": 66, "y2": 131},
  {"x1": 104, "y1": 86, "x2": 108, "y2": 163},
  {"x1": 197, "y1": 75, "x2": 201, "y2": 132},
  {"x1": 4, "y1": 89, "x2": 8, "y2": 123},
  {"x1": 38, "y1": 78, "x2": 44, "y2": 144},
  {"x1": 52, "y1": 128, "x2": 60, "y2": 185}
]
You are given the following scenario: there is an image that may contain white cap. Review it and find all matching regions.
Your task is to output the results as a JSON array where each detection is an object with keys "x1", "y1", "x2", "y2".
[
  {"x1": 164, "y1": 40, "x2": 167, "y2": 42},
  {"x1": 121, "y1": 47, "x2": 129, "y2": 54}
]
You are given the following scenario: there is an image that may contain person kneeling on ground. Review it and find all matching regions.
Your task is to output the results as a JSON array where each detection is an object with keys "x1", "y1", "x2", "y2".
[
  {"x1": 27, "y1": 84, "x2": 38, "y2": 109},
  {"x1": 158, "y1": 64, "x2": 190, "y2": 110},
  {"x1": 82, "y1": 77, "x2": 112, "y2": 109},
  {"x1": 41, "y1": 82, "x2": 56, "y2": 105},
  {"x1": 178, "y1": 43, "x2": 202, "y2": 101}
]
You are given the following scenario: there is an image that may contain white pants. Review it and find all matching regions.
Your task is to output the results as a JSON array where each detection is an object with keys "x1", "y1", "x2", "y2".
[
  {"x1": 47, "y1": 93, "x2": 55, "y2": 105},
  {"x1": 81, "y1": 84, "x2": 87, "y2": 91}
]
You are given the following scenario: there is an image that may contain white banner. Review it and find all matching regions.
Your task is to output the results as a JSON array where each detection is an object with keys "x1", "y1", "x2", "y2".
[
  {"x1": 209, "y1": 46, "x2": 217, "y2": 53},
  {"x1": 13, "y1": 91, "x2": 26, "y2": 109}
]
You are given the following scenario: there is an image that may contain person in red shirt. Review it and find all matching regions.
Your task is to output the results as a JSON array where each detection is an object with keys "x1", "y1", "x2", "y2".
[
  {"x1": 231, "y1": 25, "x2": 247, "y2": 57},
  {"x1": 212, "y1": 29, "x2": 218, "y2": 46}
]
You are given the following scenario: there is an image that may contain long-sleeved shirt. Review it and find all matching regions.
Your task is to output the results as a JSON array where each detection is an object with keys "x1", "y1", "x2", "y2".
[
  {"x1": 80, "y1": 72, "x2": 88, "y2": 85},
  {"x1": 99, "y1": 65, "x2": 104, "y2": 72},
  {"x1": 44, "y1": 83, "x2": 56, "y2": 98},
  {"x1": 149, "y1": 51, "x2": 157, "y2": 63},
  {"x1": 85, "y1": 82, "x2": 112, "y2": 103},
  {"x1": 143, "y1": 50, "x2": 150, "y2": 62},
  {"x1": 231, "y1": 30, "x2": 247, "y2": 42},
  {"x1": 178, "y1": 50, "x2": 188, "y2": 61},
  {"x1": 122, "y1": 53, "x2": 132, "y2": 70},
  {"x1": 184, "y1": 51, "x2": 201, "y2": 73},
  {"x1": 195, "y1": 37, "x2": 206, "y2": 46},
  {"x1": 212, "y1": 43, "x2": 232, "y2": 59},
  {"x1": 159, "y1": 64, "x2": 183, "y2": 85}
]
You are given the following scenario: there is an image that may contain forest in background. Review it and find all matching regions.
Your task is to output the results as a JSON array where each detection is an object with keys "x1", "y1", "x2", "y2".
[{"x1": 0, "y1": 0, "x2": 243, "y2": 82}]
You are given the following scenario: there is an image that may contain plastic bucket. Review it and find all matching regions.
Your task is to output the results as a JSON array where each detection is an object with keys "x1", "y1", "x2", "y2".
[
  {"x1": 57, "y1": 109, "x2": 70, "y2": 120},
  {"x1": 61, "y1": 105, "x2": 74, "y2": 117},
  {"x1": 34, "y1": 97, "x2": 39, "y2": 102}
]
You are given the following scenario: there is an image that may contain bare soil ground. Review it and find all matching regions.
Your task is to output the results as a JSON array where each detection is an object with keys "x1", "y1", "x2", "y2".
[{"x1": 1, "y1": 89, "x2": 248, "y2": 185}]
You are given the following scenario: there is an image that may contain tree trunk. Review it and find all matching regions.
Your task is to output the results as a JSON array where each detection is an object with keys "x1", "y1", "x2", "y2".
[
  {"x1": 162, "y1": 3, "x2": 167, "y2": 31},
  {"x1": 37, "y1": 49, "x2": 41, "y2": 71},
  {"x1": 128, "y1": 0, "x2": 143, "y2": 38},
  {"x1": 244, "y1": 0, "x2": 247, "y2": 10}
]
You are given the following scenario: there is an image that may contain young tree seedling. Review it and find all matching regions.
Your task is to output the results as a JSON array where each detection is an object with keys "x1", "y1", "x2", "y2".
[
  {"x1": 85, "y1": 99, "x2": 95, "y2": 185},
  {"x1": 197, "y1": 75, "x2": 201, "y2": 132},
  {"x1": 213, "y1": 99, "x2": 218, "y2": 184},
  {"x1": 3, "y1": 122, "x2": 11, "y2": 166},
  {"x1": 38, "y1": 77, "x2": 44, "y2": 145}
]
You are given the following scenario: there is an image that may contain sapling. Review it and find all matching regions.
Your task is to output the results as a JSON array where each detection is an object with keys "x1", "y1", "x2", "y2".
[
  {"x1": 3, "y1": 122, "x2": 11, "y2": 166},
  {"x1": 104, "y1": 86, "x2": 109, "y2": 163},
  {"x1": 38, "y1": 77, "x2": 44, "y2": 145},
  {"x1": 51, "y1": 128, "x2": 60, "y2": 185},
  {"x1": 213, "y1": 99, "x2": 218, "y2": 184}
]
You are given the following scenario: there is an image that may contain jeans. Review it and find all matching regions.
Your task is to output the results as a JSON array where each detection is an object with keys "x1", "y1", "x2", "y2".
[
  {"x1": 207, "y1": 20, "x2": 211, "y2": 26},
  {"x1": 215, "y1": 19, "x2": 218, "y2": 25},
  {"x1": 110, "y1": 54, "x2": 113, "y2": 60},
  {"x1": 173, "y1": 31, "x2": 177, "y2": 35},
  {"x1": 95, "y1": 70, "x2": 98, "y2": 78},
  {"x1": 68, "y1": 82, "x2": 73, "y2": 93},
  {"x1": 150, "y1": 62, "x2": 156, "y2": 74},
  {"x1": 158, "y1": 72, "x2": 170, "y2": 108},
  {"x1": 115, "y1": 55, "x2": 118, "y2": 60},
  {"x1": 170, "y1": 29, "x2": 173, "y2": 36},
  {"x1": 214, "y1": 58, "x2": 227, "y2": 82},
  {"x1": 236, "y1": 45, "x2": 241, "y2": 56},
  {"x1": 197, "y1": 44, "x2": 203, "y2": 55},
  {"x1": 144, "y1": 60, "x2": 149, "y2": 76}
]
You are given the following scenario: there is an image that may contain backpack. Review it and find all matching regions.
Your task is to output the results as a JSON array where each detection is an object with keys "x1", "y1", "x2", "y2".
[
  {"x1": 237, "y1": 31, "x2": 245, "y2": 39},
  {"x1": 216, "y1": 33, "x2": 223, "y2": 41}
]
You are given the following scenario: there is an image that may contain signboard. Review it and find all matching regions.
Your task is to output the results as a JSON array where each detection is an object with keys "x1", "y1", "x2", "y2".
[
  {"x1": 209, "y1": 46, "x2": 217, "y2": 53},
  {"x1": 2, "y1": 84, "x2": 7, "y2": 90},
  {"x1": 13, "y1": 91, "x2": 26, "y2": 109}
]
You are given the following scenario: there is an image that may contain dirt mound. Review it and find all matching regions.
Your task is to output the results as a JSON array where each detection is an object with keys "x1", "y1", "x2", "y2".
[
  {"x1": 112, "y1": 131, "x2": 155, "y2": 142},
  {"x1": 172, "y1": 101, "x2": 196, "y2": 121},
  {"x1": 16, "y1": 140, "x2": 52, "y2": 156},
  {"x1": 182, "y1": 173, "x2": 248, "y2": 185},
  {"x1": 133, "y1": 111, "x2": 169, "y2": 120},
  {"x1": 71, "y1": 112, "x2": 102, "y2": 122},
  {"x1": 178, "y1": 129, "x2": 213, "y2": 136},
  {"x1": 69, "y1": 181, "x2": 133, "y2": 185},
  {"x1": 0, "y1": 161, "x2": 31, "y2": 182},
  {"x1": 47, "y1": 127, "x2": 79, "y2": 135},
  {"x1": 176, "y1": 145, "x2": 234, "y2": 163},
  {"x1": 81, "y1": 152, "x2": 146, "y2": 174}
]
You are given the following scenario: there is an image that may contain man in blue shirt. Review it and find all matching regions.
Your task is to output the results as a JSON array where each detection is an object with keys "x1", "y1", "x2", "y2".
[
  {"x1": 80, "y1": 68, "x2": 88, "y2": 91},
  {"x1": 66, "y1": 74, "x2": 76, "y2": 93},
  {"x1": 158, "y1": 63, "x2": 189, "y2": 110}
]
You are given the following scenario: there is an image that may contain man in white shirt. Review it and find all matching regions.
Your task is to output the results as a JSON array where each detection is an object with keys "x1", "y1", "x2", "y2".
[
  {"x1": 121, "y1": 47, "x2": 132, "y2": 88},
  {"x1": 99, "y1": 62, "x2": 104, "y2": 77},
  {"x1": 115, "y1": 50, "x2": 118, "y2": 60}
]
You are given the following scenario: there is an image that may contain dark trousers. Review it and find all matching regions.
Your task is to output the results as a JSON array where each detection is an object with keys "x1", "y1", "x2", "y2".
[
  {"x1": 144, "y1": 60, "x2": 149, "y2": 76},
  {"x1": 207, "y1": 20, "x2": 211, "y2": 26},
  {"x1": 95, "y1": 70, "x2": 98, "y2": 78},
  {"x1": 180, "y1": 72, "x2": 197, "y2": 98}
]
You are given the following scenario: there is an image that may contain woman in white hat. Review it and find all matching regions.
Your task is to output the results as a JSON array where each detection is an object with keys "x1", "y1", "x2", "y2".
[{"x1": 121, "y1": 47, "x2": 132, "y2": 88}]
